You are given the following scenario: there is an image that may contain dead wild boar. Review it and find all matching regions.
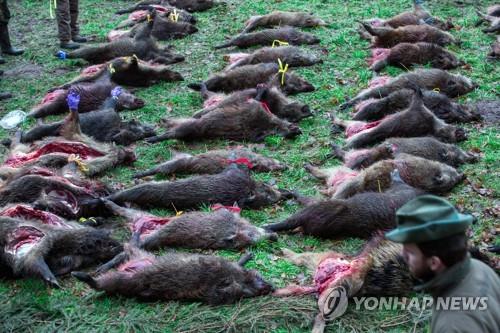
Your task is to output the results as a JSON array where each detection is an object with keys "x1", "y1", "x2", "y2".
[
  {"x1": 103, "y1": 199, "x2": 277, "y2": 250},
  {"x1": 0, "y1": 216, "x2": 121, "y2": 287},
  {"x1": 18, "y1": 108, "x2": 155, "y2": 146},
  {"x1": 361, "y1": 0, "x2": 453, "y2": 30},
  {"x1": 0, "y1": 204, "x2": 81, "y2": 229},
  {"x1": 194, "y1": 84, "x2": 313, "y2": 122},
  {"x1": 360, "y1": 22, "x2": 458, "y2": 48},
  {"x1": 3, "y1": 110, "x2": 136, "y2": 177},
  {"x1": 477, "y1": 7, "x2": 500, "y2": 33},
  {"x1": 306, "y1": 153, "x2": 464, "y2": 199},
  {"x1": 332, "y1": 136, "x2": 478, "y2": 169},
  {"x1": 368, "y1": 42, "x2": 463, "y2": 72},
  {"x1": 29, "y1": 84, "x2": 144, "y2": 119},
  {"x1": 188, "y1": 63, "x2": 315, "y2": 95},
  {"x1": 264, "y1": 170, "x2": 423, "y2": 238},
  {"x1": 352, "y1": 89, "x2": 481, "y2": 123},
  {"x1": 71, "y1": 244, "x2": 273, "y2": 304},
  {"x1": 55, "y1": 56, "x2": 183, "y2": 89},
  {"x1": 274, "y1": 237, "x2": 413, "y2": 333},
  {"x1": 0, "y1": 171, "x2": 110, "y2": 219},
  {"x1": 95, "y1": 164, "x2": 293, "y2": 210},
  {"x1": 214, "y1": 27, "x2": 320, "y2": 49},
  {"x1": 62, "y1": 10, "x2": 185, "y2": 64},
  {"x1": 133, "y1": 147, "x2": 285, "y2": 178},
  {"x1": 241, "y1": 11, "x2": 326, "y2": 33},
  {"x1": 335, "y1": 88, "x2": 466, "y2": 149},
  {"x1": 127, "y1": 11, "x2": 198, "y2": 40},
  {"x1": 116, "y1": 4, "x2": 196, "y2": 27},
  {"x1": 145, "y1": 94, "x2": 301, "y2": 143},
  {"x1": 224, "y1": 46, "x2": 322, "y2": 71},
  {"x1": 340, "y1": 68, "x2": 477, "y2": 110}
]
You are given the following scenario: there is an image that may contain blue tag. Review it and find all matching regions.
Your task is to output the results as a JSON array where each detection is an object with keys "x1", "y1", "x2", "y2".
[
  {"x1": 67, "y1": 89, "x2": 80, "y2": 111},
  {"x1": 56, "y1": 50, "x2": 67, "y2": 60},
  {"x1": 111, "y1": 86, "x2": 123, "y2": 99}
]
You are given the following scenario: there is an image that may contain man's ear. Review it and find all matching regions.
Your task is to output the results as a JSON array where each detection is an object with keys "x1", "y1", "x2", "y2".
[{"x1": 428, "y1": 256, "x2": 446, "y2": 273}]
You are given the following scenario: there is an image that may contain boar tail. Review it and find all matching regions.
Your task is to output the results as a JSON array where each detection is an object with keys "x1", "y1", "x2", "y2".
[{"x1": 72, "y1": 271, "x2": 99, "y2": 289}]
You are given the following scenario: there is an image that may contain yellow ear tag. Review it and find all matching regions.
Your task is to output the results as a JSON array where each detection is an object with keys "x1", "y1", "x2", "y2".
[
  {"x1": 147, "y1": 14, "x2": 153, "y2": 22},
  {"x1": 170, "y1": 9, "x2": 179, "y2": 22},
  {"x1": 277, "y1": 58, "x2": 289, "y2": 86},
  {"x1": 171, "y1": 203, "x2": 183, "y2": 216},
  {"x1": 433, "y1": 87, "x2": 440, "y2": 92},
  {"x1": 272, "y1": 40, "x2": 289, "y2": 48},
  {"x1": 108, "y1": 63, "x2": 116, "y2": 74},
  {"x1": 68, "y1": 154, "x2": 89, "y2": 173}
]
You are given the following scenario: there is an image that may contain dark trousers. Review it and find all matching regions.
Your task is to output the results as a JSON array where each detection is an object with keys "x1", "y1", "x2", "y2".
[
  {"x1": 56, "y1": 0, "x2": 79, "y2": 42},
  {"x1": 0, "y1": 0, "x2": 10, "y2": 25}
]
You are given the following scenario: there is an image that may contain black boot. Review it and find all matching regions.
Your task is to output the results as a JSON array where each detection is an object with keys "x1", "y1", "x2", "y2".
[
  {"x1": 0, "y1": 24, "x2": 24, "y2": 56},
  {"x1": 72, "y1": 35, "x2": 88, "y2": 43},
  {"x1": 60, "y1": 41, "x2": 81, "y2": 50}
]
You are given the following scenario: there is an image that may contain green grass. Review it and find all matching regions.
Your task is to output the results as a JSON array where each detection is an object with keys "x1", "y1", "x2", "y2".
[{"x1": 0, "y1": 0, "x2": 499, "y2": 332}]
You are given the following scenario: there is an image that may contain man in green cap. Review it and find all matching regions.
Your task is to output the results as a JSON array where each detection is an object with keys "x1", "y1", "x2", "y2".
[{"x1": 386, "y1": 195, "x2": 499, "y2": 333}]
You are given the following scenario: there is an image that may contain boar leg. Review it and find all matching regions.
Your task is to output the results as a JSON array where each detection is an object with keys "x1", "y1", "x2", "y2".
[
  {"x1": 237, "y1": 252, "x2": 254, "y2": 266},
  {"x1": 330, "y1": 176, "x2": 364, "y2": 199},
  {"x1": 71, "y1": 271, "x2": 99, "y2": 288},
  {"x1": 94, "y1": 252, "x2": 128, "y2": 274},
  {"x1": 304, "y1": 163, "x2": 330, "y2": 182},
  {"x1": 27, "y1": 256, "x2": 61, "y2": 288},
  {"x1": 133, "y1": 156, "x2": 193, "y2": 178}
]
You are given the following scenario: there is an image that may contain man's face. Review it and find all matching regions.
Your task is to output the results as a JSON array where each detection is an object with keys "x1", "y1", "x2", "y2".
[{"x1": 402, "y1": 243, "x2": 436, "y2": 282}]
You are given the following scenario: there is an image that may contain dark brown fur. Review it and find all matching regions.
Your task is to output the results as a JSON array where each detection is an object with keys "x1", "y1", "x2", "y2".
[
  {"x1": 332, "y1": 137, "x2": 478, "y2": 169},
  {"x1": 264, "y1": 171, "x2": 423, "y2": 238},
  {"x1": 18, "y1": 108, "x2": 155, "y2": 146},
  {"x1": 29, "y1": 82, "x2": 144, "y2": 119},
  {"x1": 477, "y1": 6, "x2": 500, "y2": 33},
  {"x1": 133, "y1": 148, "x2": 286, "y2": 178},
  {"x1": 72, "y1": 245, "x2": 272, "y2": 305},
  {"x1": 100, "y1": 165, "x2": 292, "y2": 210},
  {"x1": 189, "y1": 63, "x2": 315, "y2": 95},
  {"x1": 225, "y1": 46, "x2": 322, "y2": 70},
  {"x1": 337, "y1": 89, "x2": 466, "y2": 149},
  {"x1": 126, "y1": 12, "x2": 198, "y2": 40},
  {"x1": 353, "y1": 89, "x2": 481, "y2": 123},
  {"x1": 242, "y1": 11, "x2": 326, "y2": 33},
  {"x1": 370, "y1": 42, "x2": 462, "y2": 72},
  {"x1": 0, "y1": 217, "x2": 121, "y2": 287},
  {"x1": 65, "y1": 12, "x2": 184, "y2": 64},
  {"x1": 361, "y1": 22, "x2": 457, "y2": 48},
  {"x1": 306, "y1": 153, "x2": 464, "y2": 199},
  {"x1": 103, "y1": 200, "x2": 277, "y2": 250},
  {"x1": 214, "y1": 27, "x2": 320, "y2": 49},
  {"x1": 488, "y1": 36, "x2": 500, "y2": 60},
  {"x1": 146, "y1": 93, "x2": 302, "y2": 143},
  {"x1": 341, "y1": 68, "x2": 476, "y2": 110},
  {"x1": 195, "y1": 85, "x2": 312, "y2": 122}
]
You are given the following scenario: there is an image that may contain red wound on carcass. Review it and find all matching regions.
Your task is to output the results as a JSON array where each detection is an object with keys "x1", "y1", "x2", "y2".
[
  {"x1": 226, "y1": 157, "x2": 254, "y2": 169},
  {"x1": 132, "y1": 216, "x2": 171, "y2": 235},
  {"x1": 81, "y1": 64, "x2": 106, "y2": 76},
  {"x1": 368, "y1": 48, "x2": 390, "y2": 66},
  {"x1": 0, "y1": 205, "x2": 68, "y2": 228},
  {"x1": 118, "y1": 258, "x2": 155, "y2": 274},
  {"x1": 4, "y1": 141, "x2": 105, "y2": 168},
  {"x1": 329, "y1": 169, "x2": 358, "y2": 188},
  {"x1": 6, "y1": 226, "x2": 44, "y2": 255},
  {"x1": 40, "y1": 89, "x2": 66, "y2": 105},
  {"x1": 346, "y1": 119, "x2": 384, "y2": 138},
  {"x1": 211, "y1": 204, "x2": 242, "y2": 213}
]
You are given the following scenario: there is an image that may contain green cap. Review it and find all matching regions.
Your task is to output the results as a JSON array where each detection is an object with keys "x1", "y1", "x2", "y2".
[{"x1": 385, "y1": 195, "x2": 473, "y2": 243}]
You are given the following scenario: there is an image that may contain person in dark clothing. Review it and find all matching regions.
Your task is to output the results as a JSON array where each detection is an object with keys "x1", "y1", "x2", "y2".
[
  {"x1": 386, "y1": 195, "x2": 500, "y2": 333},
  {"x1": 0, "y1": 0, "x2": 23, "y2": 100},
  {"x1": 56, "y1": 0, "x2": 88, "y2": 49}
]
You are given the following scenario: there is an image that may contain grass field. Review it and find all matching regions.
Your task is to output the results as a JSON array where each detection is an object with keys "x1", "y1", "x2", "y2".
[{"x1": 0, "y1": 0, "x2": 498, "y2": 332}]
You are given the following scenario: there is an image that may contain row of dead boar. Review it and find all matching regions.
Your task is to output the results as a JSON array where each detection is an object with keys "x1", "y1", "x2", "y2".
[{"x1": 0, "y1": 1, "x2": 498, "y2": 331}]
